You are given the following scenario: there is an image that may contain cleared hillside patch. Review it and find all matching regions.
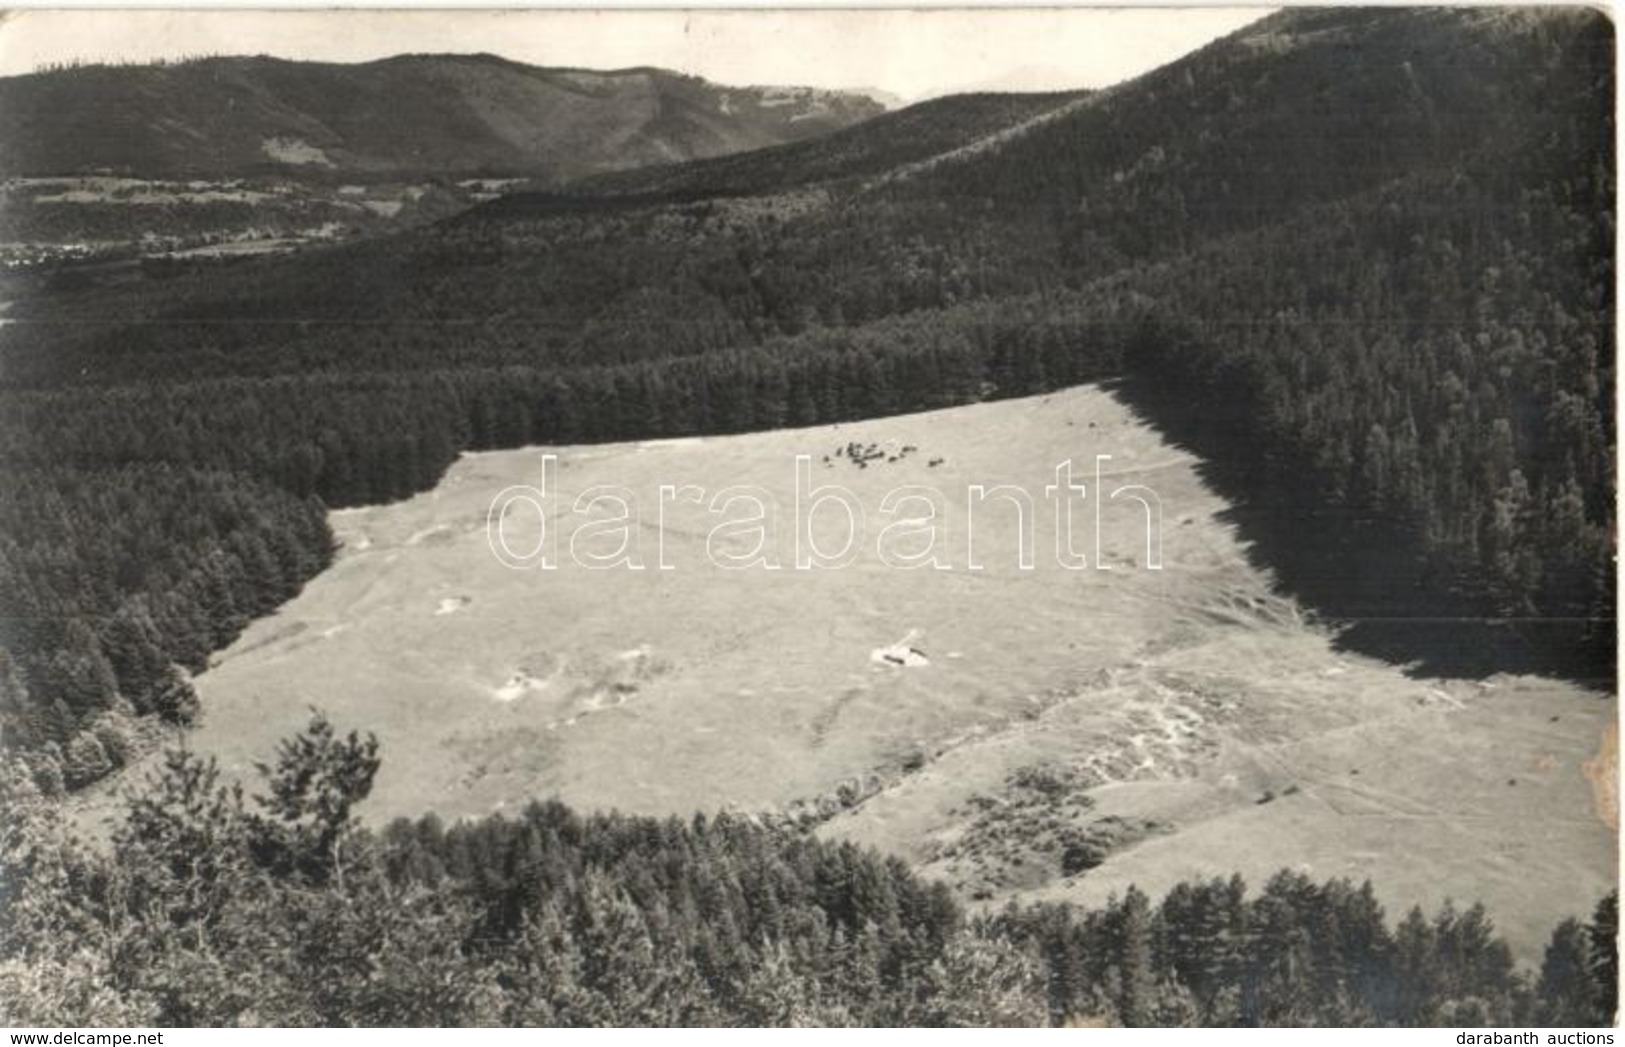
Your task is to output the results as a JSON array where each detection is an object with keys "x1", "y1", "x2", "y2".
[{"x1": 90, "y1": 385, "x2": 1612, "y2": 960}]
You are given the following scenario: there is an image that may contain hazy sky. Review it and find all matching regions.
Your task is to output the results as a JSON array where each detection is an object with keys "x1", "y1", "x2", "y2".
[{"x1": 0, "y1": 8, "x2": 1272, "y2": 100}]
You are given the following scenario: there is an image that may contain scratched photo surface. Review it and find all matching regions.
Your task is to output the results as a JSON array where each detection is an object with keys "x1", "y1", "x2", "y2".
[{"x1": 0, "y1": 6, "x2": 1615, "y2": 1029}]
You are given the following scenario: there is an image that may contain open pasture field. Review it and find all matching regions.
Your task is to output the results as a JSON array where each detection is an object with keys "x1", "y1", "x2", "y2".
[{"x1": 131, "y1": 384, "x2": 1611, "y2": 958}]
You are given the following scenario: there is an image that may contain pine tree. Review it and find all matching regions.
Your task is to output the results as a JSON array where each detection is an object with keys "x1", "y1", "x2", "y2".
[
  {"x1": 1111, "y1": 887, "x2": 1157, "y2": 1027},
  {"x1": 1589, "y1": 892, "x2": 1618, "y2": 1025},
  {"x1": 1537, "y1": 918, "x2": 1598, "y2": 1025},
  {"x1": 250, "y1": 712, "x2": 380, "y2": 888}
]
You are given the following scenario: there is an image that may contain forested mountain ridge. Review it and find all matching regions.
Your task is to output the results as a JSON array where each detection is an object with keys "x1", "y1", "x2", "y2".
[
  {"x1": 0, "y1": 5, "x2": 1612, "y2": 800},
  {"x1": 7, "y1": 6, "x2": 1605, "y2": 371},
  {"x1": 0, "y1": 53, "x2": 888, "y2": 181}
]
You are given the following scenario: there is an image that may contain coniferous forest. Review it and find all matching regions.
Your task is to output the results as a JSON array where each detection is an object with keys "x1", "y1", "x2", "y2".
[
  {"x1": 0, "y1": 6, "x2": 1615, "y2": 1027},
  {"x1": 1, "y1": 716, "x2": 1617, "y2": 1026}
]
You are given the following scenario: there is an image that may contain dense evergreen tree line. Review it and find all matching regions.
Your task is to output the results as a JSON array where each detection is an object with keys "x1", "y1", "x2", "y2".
[
  {"x1": 1, "y1": 716, "x2": 1614, "y2": 1027},
  {"x1": 0, "y1": 465, "x2": 331, "y2": 792},
  {"x1": 996, "y1": 875, "x2": 1618, "y2": 1027},
  {"x1": 1112, "y1": 145, "x2": 1613, "y2": 676},
  {"x1": 0, "y1": 292, "x2": 1133, "y2": 486}
]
